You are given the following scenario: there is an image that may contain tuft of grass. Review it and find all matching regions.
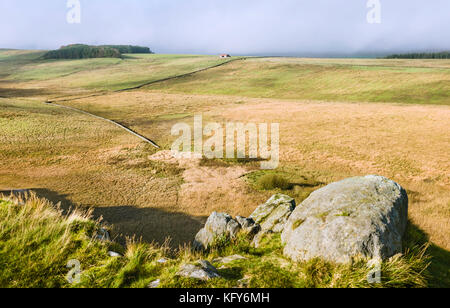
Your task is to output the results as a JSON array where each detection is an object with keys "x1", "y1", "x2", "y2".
[
  {"x1": 257, "y1": 174, "x2": 293, "y2": 191},
  {"x1": 0, "y1": 193, "x2": 108, "y2": 288},
  {"x1": 246, "y1": 169, "x2": 323, "y2": 205}
]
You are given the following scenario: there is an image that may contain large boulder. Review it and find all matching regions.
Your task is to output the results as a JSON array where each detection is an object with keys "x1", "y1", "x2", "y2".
[
  {"x1": 193, "y1": 212, "x2": 241, "y2": 250},
  {"x1": 250, "y1": 194, "x2": 296, "y2": 233},
  {"x1": 281, "y1": 175, "x2": 408, "y2": 264}
]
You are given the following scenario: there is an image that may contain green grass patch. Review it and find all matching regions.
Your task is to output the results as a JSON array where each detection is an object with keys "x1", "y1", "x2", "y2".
[
  {"x1": 246, "y1": 169, "x2": 323, "y2": 204},
  {"x1": 257, "y1": 174, "x2": 293, "y2": 190},
  {"x1": 148, "y1": 58, "x2": 450, "y2": 105}
]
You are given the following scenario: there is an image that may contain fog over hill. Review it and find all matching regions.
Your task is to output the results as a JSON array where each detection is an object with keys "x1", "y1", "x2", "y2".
[{"x1": 1, "y1": 0, "x2": 450, "y2": 56}]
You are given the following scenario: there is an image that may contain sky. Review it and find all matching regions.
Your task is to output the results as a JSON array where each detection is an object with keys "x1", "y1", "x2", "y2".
[{"x1": 1, "y1": 0, "x2": 449, "y2": 56}]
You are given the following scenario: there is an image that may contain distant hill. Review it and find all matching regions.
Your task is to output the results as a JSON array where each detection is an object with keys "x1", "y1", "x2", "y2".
[
  {"x1": 386, "y1": 51, "x2": 450, "y2": 59},
  {"x1": 42, "y1": 44, "x2": 153, "y2": 60}
]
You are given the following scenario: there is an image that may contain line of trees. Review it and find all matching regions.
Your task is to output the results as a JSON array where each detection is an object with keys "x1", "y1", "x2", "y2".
[
  {"x1": 101, "y1": 45, "x2": 152, "y2": 54},
  {"x1": 43, "y1": 44, "x2": 153, "y2": 60},
  {"x1": 386, "y1": 52, "x2": 450, "y2": 59}
]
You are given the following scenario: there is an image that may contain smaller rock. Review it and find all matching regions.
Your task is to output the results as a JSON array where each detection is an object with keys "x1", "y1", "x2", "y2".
[
  {"x1": 177, "y1": 260, "x2": 220, "y2": 281},
  {"x1": 247, "y1": 225, "x2": 261, "y2": 237},
  {"x1": 227, "y1": 219, "x2": 241, "y2": 238},
  {"x1": 193, "y1": 212, "x2": 241, "y2": 250},
  {"x1": 148, "y1": 279, "x2": 160, "y2": 288},
  {"x1": 213, "y1": 255, "x2": 247, "y2": 264},
  {"x1": 157, "y1": 258, "x2": 168, "y2": 264},
  {"x1": 236, "y1": 216, "x2": 261, "y2": 236},
  {"x1": 250, "y1": 194, "x2": 296, "y2": 233},
  {"x1": 236, "y1": 216, "x2": 254, "y2": 229},
  {"x1": 198, "y1": 260, "x2": 219, "y2": 274},
  {"x1": 108, "y1": 251, "x2": 121, "y2": 257}
]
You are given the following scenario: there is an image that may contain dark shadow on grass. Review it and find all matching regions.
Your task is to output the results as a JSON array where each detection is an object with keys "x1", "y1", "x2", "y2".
[
  {"x1": 404, "y1": 221, "x2": 450, "y2": 288},
  {"x1": 217, "y1": 266, "x2": 245, "y2": 281},
  {"x1": 0, "y1": 87, "x2": 53, "y2": 98},
  {"x1": 92, "y1": 206, "x2": 206, "y2": 248},
  {"x1": 14, "y1": 188, "x2": 206, "y2": 249},
  {"x1": 290, "y1": 181, "x2": 325, "y2": 188}
]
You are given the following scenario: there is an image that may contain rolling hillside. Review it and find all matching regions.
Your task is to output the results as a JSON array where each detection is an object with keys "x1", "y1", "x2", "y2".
[{"x1": 0, "y1": 49, "x2": 449, "y2": 287}]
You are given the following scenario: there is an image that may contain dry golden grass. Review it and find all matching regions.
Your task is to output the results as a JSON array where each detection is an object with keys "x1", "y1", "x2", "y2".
[
  {"x1": 214, "y1": 99, "x2": 450, "y2": 249},
  {"x1": 0, "y1": 98, "x2": 207, "y2": 247},
  {"x1": 57, "y1": 92, "x2": 450, "y2": 249},
  {"x1": 1, "y1": 54, "x2": 449, "y2": 258},
  {"x1": 0, "y1": 95, "x2": 272, "y2": 247},
  {"x1": 148, "y1": 150, "x2": 264, "y2": 216},
  {"x1": 3, "y1": 87, "x2": 449, "y2": 255},
  {"x1": 56, "y1": 90, "x2": 450, "y2": 251}
]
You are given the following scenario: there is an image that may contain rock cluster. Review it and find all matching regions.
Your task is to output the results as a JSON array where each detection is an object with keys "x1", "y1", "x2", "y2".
[
  {"x1": 193, "y1": 194, "x2": 295, "y2": 250},
  {"x1": 193, "y1": 175, "x2": 409, "y2": 264}
]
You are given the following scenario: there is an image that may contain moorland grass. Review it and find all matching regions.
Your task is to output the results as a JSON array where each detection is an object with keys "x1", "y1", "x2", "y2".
[
  {"x1": 147, "y1": 57, "x2": 450, "y2": 105},
  {"x1": 0, "y1": 98, "x2": 193, "y2": 247},
  {"x1": 0, "y1": 51, "x2": 448, "y2": 287},
  {"x1": 0, "y1": 52, "x2": 239, "y2": 95}
]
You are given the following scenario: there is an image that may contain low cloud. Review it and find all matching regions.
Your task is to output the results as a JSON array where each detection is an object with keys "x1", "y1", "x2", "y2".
[{"x1": 1, "y1": 0, "x2": 449, "y2": 56}]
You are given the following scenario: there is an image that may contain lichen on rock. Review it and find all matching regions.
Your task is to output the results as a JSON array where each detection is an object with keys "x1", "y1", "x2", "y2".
[
  {"x1": 281, "y1": 175, "x2": 408, "y2": 264},
  {"x1": 250, "y1": 193, "x2": 296, "y2": 233},
  {"x1": 193, "y1": 212, "x2": 242, "y2": 250}
]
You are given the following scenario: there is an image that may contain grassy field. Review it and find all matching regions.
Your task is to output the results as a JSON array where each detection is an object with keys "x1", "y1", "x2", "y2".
[
  {"x1": 0, "y1": 50, "x2": 449, "y2": 287},
  {"x1": 51, "y1": 92, "x2": 450, "y2": 248},
  {"x1": 0, "y1": 51, "x2": 238, "y2": 97},
  {"x1": 147, "y1": 57, "x2": 450, "y2": 105}
]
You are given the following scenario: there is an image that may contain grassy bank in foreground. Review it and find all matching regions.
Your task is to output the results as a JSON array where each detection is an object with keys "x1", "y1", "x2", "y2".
[{"x1": 0, "y1": 194, "x2": 432, "y2": 288}]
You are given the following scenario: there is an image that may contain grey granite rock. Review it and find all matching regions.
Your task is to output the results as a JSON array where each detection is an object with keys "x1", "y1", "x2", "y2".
[{"x1": 281, "y1": 175, "x2": 408, "y2": 263}]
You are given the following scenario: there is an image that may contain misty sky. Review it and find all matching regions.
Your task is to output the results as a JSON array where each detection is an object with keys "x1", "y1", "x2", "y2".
[{"x1": 1, "y1": 0, "x2": 449, "y2": 56}]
